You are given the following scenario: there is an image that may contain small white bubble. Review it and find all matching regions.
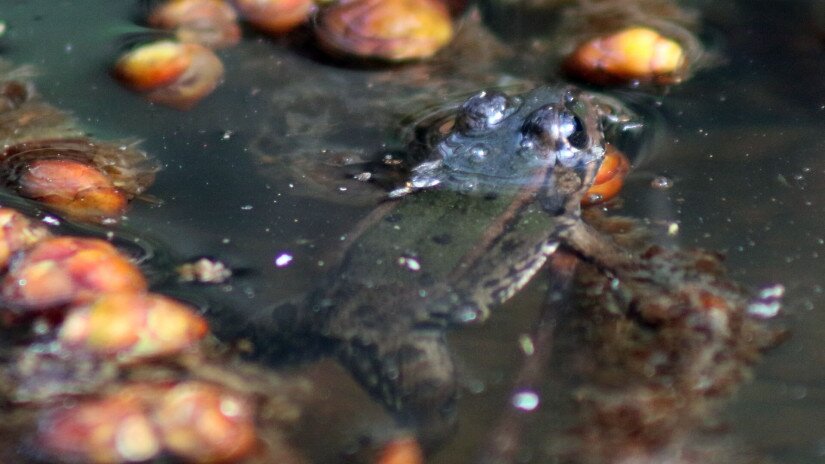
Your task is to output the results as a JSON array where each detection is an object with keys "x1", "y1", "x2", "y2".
[
  {"x1": 274, "y1": 253, "x2": 293, "y2": 268},
  {"x1": 240, "y1": 205, "x2": 253, "y2": 211},
  {"x1": 397, "y1": 255, "x2": 421, "y2": 271},
  {"x1": 511, "y1": 390, "x2": 540, "y2": 411},
  {"x1": 651, "y1": 175, "x2": 674, "y2": 190},
  {"x1": 41, "y1": 216, "x2": 61, "y2": 226},
  {"x1": 747, "y1": 301, "x2": 781, "y2": 319}
]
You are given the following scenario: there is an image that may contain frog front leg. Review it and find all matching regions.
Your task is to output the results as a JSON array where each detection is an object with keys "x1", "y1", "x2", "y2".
[{"x1": 318, "y1": 282, "x2": 460, "y2": 447}]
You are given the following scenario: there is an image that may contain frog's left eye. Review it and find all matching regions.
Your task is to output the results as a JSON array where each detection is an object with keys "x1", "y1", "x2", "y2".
[
  {"x1": 559, "y1": 110, "x2": 589, "y2": 150},
  {"x1": 520, "y1": 105, "x2": 590, "y2": 152},
  {"x1": 456, "y1": 90, "x2": 515, "y2": 134}
]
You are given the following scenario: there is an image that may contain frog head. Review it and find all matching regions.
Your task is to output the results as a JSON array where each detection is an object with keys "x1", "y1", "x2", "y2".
[{"x1": 390, "y1": 86, "x2": 610, "y2": 200}]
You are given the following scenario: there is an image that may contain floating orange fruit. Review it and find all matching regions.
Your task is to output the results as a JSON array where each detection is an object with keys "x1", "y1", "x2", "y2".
[
  {"x1": 16, "y1": 158, "x2": 128, "y2": 221},
  {"x1": 315, "y1": 0, "x2": 454, "y2": 61},
  {"x1": 38, "y1": 392, "x2": 161, "y2": 464},
  {"x1": 376, "y1": 437, "x2": 424, "y2": 464},
  {"x1": 1, "y1": 138, "x2": 157, "y2": 223},
  {"x1": 582, "y1": 144, "x2": 631, "y2": 206},
  {"x1": 149, "y1": 0, "x2": 242, "y2": 49},
  {"x1": 59, "y1": 292, "x2": 208, "y2": 361},
  {"x1": 114, "y1": 41, "x2": 225, "y2": 110},
  {"x1": 154, "y1": 381, "x2": 257, "y2": 463},
  {"x1": 1, "y1": 237, "x2": 147, "y2": 312},
  {"x1": 0, "y1": 207, "x2": 50, "y2": 269},
  {"x1": 564, "y1": 26, "x2": 685, "y2": 85},
  {"x1": 113, "y1": 40, "x2": 194, "y2": 91},
  {"x1": 234, "y1": 0, "x2": 315, "y2": 35}
]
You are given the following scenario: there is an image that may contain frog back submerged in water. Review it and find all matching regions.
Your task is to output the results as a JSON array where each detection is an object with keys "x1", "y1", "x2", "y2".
[{"x1": 279, "y1": 85, "x2": 629, "y2": 442}]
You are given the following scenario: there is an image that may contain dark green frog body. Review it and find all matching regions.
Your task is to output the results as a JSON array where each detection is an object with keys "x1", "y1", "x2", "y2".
[{"x1": 292, "y1": 86, "x2": 623, "y2": 441}]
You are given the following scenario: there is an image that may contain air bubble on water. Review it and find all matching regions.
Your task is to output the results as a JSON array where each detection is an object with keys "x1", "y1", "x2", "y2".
[
  {"x1": 453, "y1": 304, "x2": 485, "y2": 324},
  {"x1": 651, "y1": 175, "x2": 674, "y2": 190},
  {"x1": 220, "y1": 130, "x2": 234, "y2": 141},
  {"x1": 274, "y1": 252, "x2": 293, "y2": 268},
  {"x1": 747, "y1": 283, "x2": 784, "y2": 319},
  {"x1": 240, "y1": 205, "x2": 253, "y2": 211},
  {"x1": 511, "y1": 390, "x2": 540, "y2": 411},
  {"x1": 747, "y1": 301, "x2": 781, "y2": 319},
  {"x1": 758, "y1": 284, "x2": 785, "y2": 300},
  {"x1": 397, "y1": 255, "x2": 421, "y2": 272},
  {"x1": 41, "y1": 216, "x2": 60, "y2": 226},
  {"x1": 518, "y1": 335, "x2": 535, "y2": 355}
]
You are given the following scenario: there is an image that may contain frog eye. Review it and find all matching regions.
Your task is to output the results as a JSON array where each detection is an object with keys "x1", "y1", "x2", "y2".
[
  {"x1": 520, "y1": 105, "x2": 590, "y2": 151},
  {"x1": 456, "y1": 90, "x2": 514, "y2": 134},
  {"x1": 559, "y1": 110, "x2": 589, "y2": 149}
]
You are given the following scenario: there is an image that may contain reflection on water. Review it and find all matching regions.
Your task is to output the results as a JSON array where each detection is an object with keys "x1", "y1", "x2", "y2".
[{"x1": 2, "y1": 0, "x2": 825, "y2": 463}]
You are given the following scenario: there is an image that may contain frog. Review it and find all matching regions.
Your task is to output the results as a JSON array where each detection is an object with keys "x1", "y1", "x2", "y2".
[{"x1": 274, "y1": 85, "x2": 640, "y2": 445}]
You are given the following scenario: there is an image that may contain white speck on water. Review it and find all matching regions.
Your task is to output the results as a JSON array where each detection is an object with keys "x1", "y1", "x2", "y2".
[
  {"x1": 747, "y1": 301, "x2": 781, "y2": 319},
  {"x1": 398, "y1": 255, "x2": 421, "y2": 271},
  {"x1": 274, "y1": 253, "x2": 293, "y2": 268},
  {"x1": 41, "y1": 216, "x2": 60, "y2": 226},
  {"x1": 511, "y1": 390, "x2": 540, "y2": 411},
  {"x1": 747, "y1": 283, "x2": 784, "y2": 319},
  {"x1": 651, "y1": 175, "x2": 674, "y2": 190},
  {"x1": 519, "y1": 335, "x2": 535, "y2": 355},
  {"x1": 240, "y1": 205, "x2": 253, "y2": 211},
  {"x1": 758, "y1": 284, "x2": 785, "y2": 300},
  {"x1": 221, "y1": 130, "x2": 234, "y2": 140}
]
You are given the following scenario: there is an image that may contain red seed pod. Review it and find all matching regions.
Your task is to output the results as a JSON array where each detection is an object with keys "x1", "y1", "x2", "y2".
[
  {"x1": 2, "y1": 138, "x2": 158, "y2": 222},
  {"x1": 376, "y1": 437, "x2": 424, "y2": 464},
  {"x1": 314, "y1": 0, "x2": 454, "y2": 62},
  {"x1": 37, "y1": 393, "x2": 162, "y2": 464},
  {"x1": 0, "y1": 207, "x2": 50, "y2": 269},
  {"x1": 148, "y1": 0, "x2": 242, "y2": 49},
  {"x1": 16, "y1": 159, "x2": 129, "y2": 221},
  {"x1": 564, "y1": 26, "x2": 687, "y2": 86},
  {"x1": 154, "y1": 381, "x2": 257, "y2": 463},
  {"x1": 1, "y1": 237, "x2": 147, "y2": 312},
  {"x1": 234, "y1": 0, "x2": 315, "y2": 35},
  {"x1": 582, "y1": 144, "x2": 631, "y2": 206},
  {"x1": 59, "y1": 292, "x2": 209, "y2": 361},
  {"x1": 114, "y1": 40, "x2": 225, "y2": 110}
]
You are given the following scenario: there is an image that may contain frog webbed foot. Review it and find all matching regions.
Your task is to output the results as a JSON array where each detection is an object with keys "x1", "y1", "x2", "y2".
[{"x1": 336, "y1": 329, "x2": 459, "y2": 447}]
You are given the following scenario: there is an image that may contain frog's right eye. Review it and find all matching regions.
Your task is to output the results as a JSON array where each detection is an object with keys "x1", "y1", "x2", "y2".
[{"x1": 456, "y1": 90, "x2": 515, "y2": 134}]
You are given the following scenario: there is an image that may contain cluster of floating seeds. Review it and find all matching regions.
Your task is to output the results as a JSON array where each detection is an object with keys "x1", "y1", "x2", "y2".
[
  {"x1": 0, "y1": 206, "x2": 266, "y2": 463},
  {"x1": 114, "y1": 0, "x2": 457, "y2": 109}
]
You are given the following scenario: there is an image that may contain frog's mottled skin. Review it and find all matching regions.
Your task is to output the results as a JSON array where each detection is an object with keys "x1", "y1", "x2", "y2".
[{"x1": 286, "y1": 86, "x2": 624, "y2": 441}]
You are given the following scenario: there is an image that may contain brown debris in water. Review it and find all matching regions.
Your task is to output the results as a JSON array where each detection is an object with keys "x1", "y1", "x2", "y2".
[{"x1": 558, "y1": 210, "x2": 784, "y2": 463}]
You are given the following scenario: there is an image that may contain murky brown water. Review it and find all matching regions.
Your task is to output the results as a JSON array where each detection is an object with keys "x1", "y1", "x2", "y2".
[{"x1": 3, "y1": 1, "x2": 825, "y2": 462}]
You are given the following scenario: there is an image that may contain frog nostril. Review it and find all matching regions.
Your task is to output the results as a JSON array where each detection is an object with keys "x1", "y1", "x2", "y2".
[{"x1": 456, "y1": 90, "x2": 515, "y2": 134}]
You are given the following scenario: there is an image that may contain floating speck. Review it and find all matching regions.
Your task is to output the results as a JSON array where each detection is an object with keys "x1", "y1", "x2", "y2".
[
  {"x1": 518, "y1": 335, "x2": 535, "y2": 355},
  {"x1": 511, "y1": 390, "x2": 540, "y2": 411},
  {"x1": 747, "y1": 283, "x2": 784, "y2": 319},
  {"x1": 221, "y1": 130, "x2": 234, "y2": 141},
  {"x1": 274, "y1": 252, "x2": 294, "y2": 268},
  {"x1": 397, "y1": 255, "x2": 421, "y2": 271},
  {"x1": 240, "y1": 205, "x2": 253, "y2": 211},
  {"x1": 651, "y1": 175, "x2": 674, "y2": 190},
  {"x1": 41, "y1": 216, "x2": 61, "y2": 226}
]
